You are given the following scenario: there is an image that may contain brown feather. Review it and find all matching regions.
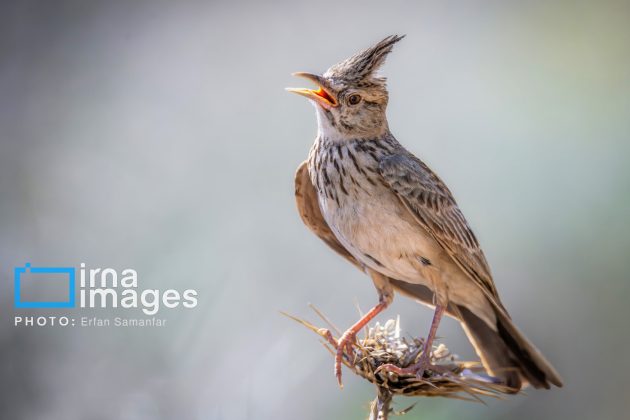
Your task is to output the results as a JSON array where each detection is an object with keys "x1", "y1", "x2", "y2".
[
  {"x1": 378, "y1": 152, "x2": 563, "y2": 388},
  {"x1": 295, "y1": 161, "x2": 364, "y2": 271},
  {"x1": 294, "y1": 158, "x2": 563, "y2": 389},
  {"x1": 378, "y1": 153, "x2": 505, "y2": 309}
]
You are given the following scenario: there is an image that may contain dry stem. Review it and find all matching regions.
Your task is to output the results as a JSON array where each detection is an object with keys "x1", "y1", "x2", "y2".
[{"x1": 283, "y1": 308, "x2": 518, "y2": 418}]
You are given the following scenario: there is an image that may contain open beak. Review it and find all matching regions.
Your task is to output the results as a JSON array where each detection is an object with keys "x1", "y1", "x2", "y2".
[{"x1": 286, "y1": 72, "x2": 338, "y2": 107}]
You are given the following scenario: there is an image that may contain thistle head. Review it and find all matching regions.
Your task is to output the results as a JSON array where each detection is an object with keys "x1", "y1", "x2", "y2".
[{"x1": 287, "y1": 35, "x2": 404, "y2": 140}]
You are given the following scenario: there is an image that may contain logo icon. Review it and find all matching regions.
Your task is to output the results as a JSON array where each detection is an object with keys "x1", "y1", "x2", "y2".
[{"x1": 14, "y1": 263, "x2": 76, "y2": 308}]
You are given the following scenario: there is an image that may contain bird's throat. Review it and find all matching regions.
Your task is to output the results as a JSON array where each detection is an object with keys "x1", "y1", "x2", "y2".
[{"x1": 314, "y1": 106, "x2": 389, "y2": 143}]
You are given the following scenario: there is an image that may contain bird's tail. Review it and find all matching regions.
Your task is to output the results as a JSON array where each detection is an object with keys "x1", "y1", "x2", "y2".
[
  {"x1": 458, "y1": 304, "x2": 563, "y2": 391},
  {"x1": 390, "y1": 280, "x2": 563, "y2": 391}
]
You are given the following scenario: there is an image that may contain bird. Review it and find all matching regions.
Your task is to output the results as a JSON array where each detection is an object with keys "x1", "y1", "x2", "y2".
[{"x1": 287, "y1": 35, "x2": 562, "y2": 392}]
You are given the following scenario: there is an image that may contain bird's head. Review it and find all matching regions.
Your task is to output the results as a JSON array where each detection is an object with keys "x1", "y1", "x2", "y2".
[{"x1": 287, "y1": 35, "x2": 404, "y2": 140}]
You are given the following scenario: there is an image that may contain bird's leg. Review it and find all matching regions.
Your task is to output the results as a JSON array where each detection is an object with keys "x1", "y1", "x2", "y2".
[
  {"x1": 335, "y1": 270, "x2": 393, "y2": 388},
  {"x1": 335, "y1": 300, "x2": 388, "y2": 387},
  {"x1": 410, "y1": 303, "x2": 446, "y2": 373},
  {"x1": 376, "y1": 303, "x2": 447, "y2": 378}
]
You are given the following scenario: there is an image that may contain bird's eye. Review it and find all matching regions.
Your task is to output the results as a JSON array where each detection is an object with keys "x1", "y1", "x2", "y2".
[{"x1": 347, "y1": 94, "x2": 362, "y2": 105}]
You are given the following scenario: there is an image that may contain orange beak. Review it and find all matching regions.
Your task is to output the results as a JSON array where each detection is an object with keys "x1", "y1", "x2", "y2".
[{"x1": 286, "y1": 72, "x2": 338, "y2": 107}]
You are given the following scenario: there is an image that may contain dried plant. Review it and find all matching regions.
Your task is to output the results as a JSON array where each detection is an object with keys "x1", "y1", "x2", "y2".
[{"x1": 283, "y1": 306, "x2": 518, "y2": 419}]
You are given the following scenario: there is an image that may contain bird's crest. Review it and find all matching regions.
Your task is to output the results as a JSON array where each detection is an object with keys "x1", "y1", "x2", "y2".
[{"x1": 324, "y1": 35, "x2": 405, "y2": 84}]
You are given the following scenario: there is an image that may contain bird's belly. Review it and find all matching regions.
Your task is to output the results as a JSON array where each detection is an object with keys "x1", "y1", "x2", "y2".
[
  {"x1": 320, "y1": 190, "x2": 495, "y2": 324},
  {"x1": 320, "y1": 188, "x2": 439, "y2": 286}
]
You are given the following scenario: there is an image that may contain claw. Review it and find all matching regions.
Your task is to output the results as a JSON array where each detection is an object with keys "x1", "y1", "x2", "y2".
[
  {"x1": 375, "y1": 362, "x2": 413, "y2": 377},
  {"x1": 329, "y1": 300, "x2": 389, "y2": 388},
  {"x1": 376, "y1": 358, "x2": 429, "y2": 378},
  {"x1": 318, "y1": 328, "x2": 339, "y2": 348},
  {"x1": 335, "y1": 330, "x2": 357, "y2": 388},
  {"x1": 375, "y1": 354, "x2": 449, "y2": 379}
]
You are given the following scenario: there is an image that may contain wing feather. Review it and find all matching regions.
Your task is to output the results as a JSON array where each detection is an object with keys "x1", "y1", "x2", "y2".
[
  {"x1": 295, "y1": 159, "x2": 471, "y2": 320},
  {"x1": 378, "y1": 153, "x2": 503, "y2": 305}
]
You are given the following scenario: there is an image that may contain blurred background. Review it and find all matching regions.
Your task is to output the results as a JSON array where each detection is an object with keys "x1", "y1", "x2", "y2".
[{"x1": 1, "y1": 0, "x2": 629, "y2": 419}]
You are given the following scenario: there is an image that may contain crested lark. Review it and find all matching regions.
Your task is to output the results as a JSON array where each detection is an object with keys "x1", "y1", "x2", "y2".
[{"x1": 288, "y1": 35, "x2": 562, "y2": 391}]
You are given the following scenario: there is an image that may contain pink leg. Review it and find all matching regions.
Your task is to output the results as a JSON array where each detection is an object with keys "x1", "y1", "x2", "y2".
[
  {"x1": 376, "y1": 304, "x2": 446, "y2": 377},
  {"x1": 421, "y1": 302, "x2": 445, "y2": 358},
  {"x1": 335, "y1": 301, "x2": 388, "y2": 387}
]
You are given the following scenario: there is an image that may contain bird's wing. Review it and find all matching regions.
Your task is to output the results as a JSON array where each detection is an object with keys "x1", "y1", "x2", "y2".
[
  {"x1": 378, "y1": 153, "x2": 504, "y2": 307},
  {"x1": 294, "y1": 161, "x2": 364, "y2": 271},
  {"x1": 295, "y1": 159, "x2": 470, "y2": 320}
]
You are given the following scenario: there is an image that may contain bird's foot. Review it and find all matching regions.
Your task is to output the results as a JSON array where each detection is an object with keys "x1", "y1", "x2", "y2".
[
  {"x1": 317, "y1": 327, "x2": 356, "y2": 388},
  {"x1": 317, "y1": 328, "x2": 339, "y2": 349},
  {"x1": 325, "y1": 300, "x2": 388, "y2": 388},
  {"x1": 375, "y1": 354, "x2": 448, "y2": 379},
  {"x1": 335, "y1": 329, "x2": 358, "y2": 388}
]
